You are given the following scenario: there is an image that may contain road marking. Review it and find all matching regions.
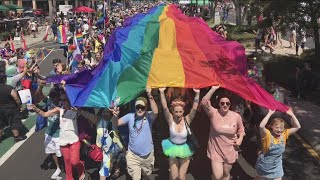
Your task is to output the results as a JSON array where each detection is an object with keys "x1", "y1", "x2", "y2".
[
  {"x1": 282, "y1": 118, "x2": 320, "y2": 161},
  {"x1": 237, "y1": 154, "x2": 258, "y2": 178},
  {"x1": 37, "y1": 49, "x2": 63, "y2": 65},
  {"x1": 0, "y1": 125, "x2": 36, "y2": 167},
  {"x1": 294, "y1": 134, "x2": 320, "y2": 161}
]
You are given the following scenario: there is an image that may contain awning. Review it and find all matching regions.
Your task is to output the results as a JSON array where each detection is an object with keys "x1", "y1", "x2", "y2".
[
  {"x1": 0, "y1": 5, "x2": 9, "y2": 11},
  {"x1": 179, "y1": 0, "x2": 191, "y2": 4},
  {"x1": 70, "y1": 6, "x2": 95, "y2": 13},
  {"x1": 5, "y1": 4, "x2": 23, "y2": 10}
]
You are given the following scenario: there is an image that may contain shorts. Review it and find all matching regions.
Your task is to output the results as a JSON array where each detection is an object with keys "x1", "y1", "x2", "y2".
[
  {"x1": 0, "y1": 108, "x2": 22, "y2": 130},
  {"x1": 126, "y1": 150, "x2": 154, "y2": 180},
  {"x1": 44, "y1": 134, "x2": 62, "y2": 157}
]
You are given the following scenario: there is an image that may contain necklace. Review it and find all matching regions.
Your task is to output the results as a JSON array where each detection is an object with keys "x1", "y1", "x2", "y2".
[{"x1": 134, "y1": 116, "x2": 146, "y2": 133}]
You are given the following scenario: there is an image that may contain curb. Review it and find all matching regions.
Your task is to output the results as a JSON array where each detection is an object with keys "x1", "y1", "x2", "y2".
[{"x1": 0, "y1": 125, "x2": 36, "y2": 167}]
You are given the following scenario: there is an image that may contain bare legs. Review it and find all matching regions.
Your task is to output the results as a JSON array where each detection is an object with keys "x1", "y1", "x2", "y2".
[
  {"x1": 211, "y1": 160, "x2": 233, "y2": 180},
  {"x1": 169, "y1": 157, "x2": 191, "y2": 180}
]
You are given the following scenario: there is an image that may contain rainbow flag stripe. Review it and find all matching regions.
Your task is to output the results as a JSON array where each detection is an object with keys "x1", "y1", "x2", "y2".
[
  {"x1": 57, "y1": 25, "x2": 67, "y2": 44},
  {"x1": 49, "y1": 4, "x2": 287, "y2": 112},
  {"x1": 76, "y1": 33, "x2": 83, "y2": 42}
]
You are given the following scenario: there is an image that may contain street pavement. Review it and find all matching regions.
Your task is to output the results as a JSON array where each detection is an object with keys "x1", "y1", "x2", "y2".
[{"x1": 0, "y1": 22, "x2": 319, "y2": 180}]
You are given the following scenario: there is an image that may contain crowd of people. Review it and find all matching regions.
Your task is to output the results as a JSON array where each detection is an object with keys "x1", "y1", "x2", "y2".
[{"x1": 0, "y1": 2, "x2": 305, "y2": 180}]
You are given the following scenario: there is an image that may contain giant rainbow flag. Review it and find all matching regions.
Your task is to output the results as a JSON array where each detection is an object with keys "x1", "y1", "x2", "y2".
[{"x1": 49, "y1": 4, "x2": 288, "y2": 112}]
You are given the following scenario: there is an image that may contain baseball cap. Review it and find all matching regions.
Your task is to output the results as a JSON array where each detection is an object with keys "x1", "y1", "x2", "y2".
[{"x1": 135, "y1": 97, "x2": 147, "y2": 106}]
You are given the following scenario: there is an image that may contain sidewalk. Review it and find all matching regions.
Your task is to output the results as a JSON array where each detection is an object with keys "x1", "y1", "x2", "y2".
[
  {"x1": 246, "y1": 38, "x2": 309, "y2": 56},
  {"x1": 0, "y1": 27, "x2": 53, "y2": 49}
]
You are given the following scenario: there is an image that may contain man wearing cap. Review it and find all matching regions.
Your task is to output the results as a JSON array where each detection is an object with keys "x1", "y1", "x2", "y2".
[{"x1": 112, "y1": 87, "x2": 158, "y2": 180}]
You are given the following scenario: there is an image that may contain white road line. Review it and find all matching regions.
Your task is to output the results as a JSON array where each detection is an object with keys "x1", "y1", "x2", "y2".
[
  {"x1": 237, "y1": 154, "x2": 258, "y2": 178},
  {"x1": 37, "y1": 49, "x2": 63, "y2": 65},
  {"x1": 0, "y1": 125, "x2": 36, "y2": 167}
]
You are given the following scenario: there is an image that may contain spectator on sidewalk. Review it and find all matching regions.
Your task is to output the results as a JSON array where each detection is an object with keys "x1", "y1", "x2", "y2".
[
  {"x1": 15, "y1": 21, "x2": 22, "y2": 37},
  {"x1": 0, "y1": 71, "x2": 27, "y2": 143},
  {"x1": 253, "y1": 28, "x2": 263, "y2": 52},
  {"x1": 30, "y1": 20, "x2": 37, "y2": 38},
  {"x1": 51, "y1": 20, "x2": 58, "y2": 43},
  {"x1": 289, "y1": 27, "x2": 296, "y2": 48},
  {"x1": 112, "y1": 88, "x2": 158, "y2": 180}
]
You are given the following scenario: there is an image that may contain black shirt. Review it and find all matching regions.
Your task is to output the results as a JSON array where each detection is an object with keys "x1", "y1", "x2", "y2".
[
  {"x1": 0, "y1": 84, "x2": 17, "y2": 109},
  {"x1": 51, "y1": 24, "x2": 58, "y2": 33}
]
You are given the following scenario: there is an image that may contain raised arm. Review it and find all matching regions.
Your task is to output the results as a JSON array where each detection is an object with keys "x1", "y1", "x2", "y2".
[
  {"x1": 146, "y1": 87, "x2": 158, "y2": 120},
  {"x1": 30, "y1": 104, "x2": 60, "y2": 118},
  {"x1": 259, "y1": 109, "x2": 275, "y2": 137},
  {"x1": 286, "y1": 109, "x2": 301, "y2": 136},
  {"x1": 186, "y1": 88, "x2": 200, "y2": 124},
  {"x1": 111, "y1": 107, "x2": 128, "y2": 128},
  {"x1": 159, "y1": 87, "x2": 173, "y2": 125},
  {"x1": 35, "y1": 80, "x2": 47, "y2": 103},
  {"x1": 201, "y1": 85, "x2": 219, "y2": 114}
]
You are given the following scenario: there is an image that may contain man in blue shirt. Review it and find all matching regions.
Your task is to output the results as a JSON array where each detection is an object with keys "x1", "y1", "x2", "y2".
[{"x1": 112, "y1": 87, "x2": 158, "y2": 180}]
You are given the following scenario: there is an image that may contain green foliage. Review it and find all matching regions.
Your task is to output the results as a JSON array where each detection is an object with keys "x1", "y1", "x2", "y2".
[
  {"x1": 223, "y1": 25, "x2": 256, "y2": 42},
  {"x1": 0, "y1": 31, "x2": 15, "y2": 41},
  {"x1": 227, "y1": 32, "x2": 255, "y2": 42},
  {"x1": 262, "y1": 51, "x2": 320, "y2": 105}
]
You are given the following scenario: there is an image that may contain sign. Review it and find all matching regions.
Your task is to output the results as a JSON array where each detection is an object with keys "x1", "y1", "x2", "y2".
[
  {"x1": 18, "y1": 89, "x2": 32, "y2": 104},
  {"x1": 59, "y1": 5, "x2": 73, "y2": 15}
]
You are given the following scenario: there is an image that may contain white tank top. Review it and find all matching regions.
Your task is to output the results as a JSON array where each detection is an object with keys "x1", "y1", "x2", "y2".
[
  {"x1": 59, "y1": 109, "x2": 79, "y2": 146},
  {"x1": 169, "y1": 120, "x2": 188, "y2": 145}
]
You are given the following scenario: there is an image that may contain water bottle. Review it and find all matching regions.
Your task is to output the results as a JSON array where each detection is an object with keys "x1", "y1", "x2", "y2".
[{"x1": 26, "y1": 95, "x2": 32, "y2": 110}]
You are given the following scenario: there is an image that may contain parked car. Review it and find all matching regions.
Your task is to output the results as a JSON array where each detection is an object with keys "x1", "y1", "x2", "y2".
[
  {"x1": 23, "y1": 8, "x2": 48, "y2": 17},
  {"x1": 33, "y1": 9, "x2": 49, "y2": 17},
  {"x1": 23, "y1": 10, "x2": 35, "y2": 18}
]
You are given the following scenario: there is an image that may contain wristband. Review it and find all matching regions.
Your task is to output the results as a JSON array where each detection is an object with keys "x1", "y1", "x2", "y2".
[{"x1": 194, "y1": 98, "x2": 199, "y2": 103}]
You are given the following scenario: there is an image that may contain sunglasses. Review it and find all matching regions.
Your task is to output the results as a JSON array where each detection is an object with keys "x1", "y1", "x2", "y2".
[
  {"x1": 220, "y1": 102, "x2": 231, "y2": 106},
  {"x1": 135, "y1": 105, "x2": 146, "y2": 110}
]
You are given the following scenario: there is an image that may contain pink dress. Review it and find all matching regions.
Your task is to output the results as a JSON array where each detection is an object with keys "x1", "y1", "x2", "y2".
[{"x1": 202, "y1": 99, "x2": 245, "y2": 163}]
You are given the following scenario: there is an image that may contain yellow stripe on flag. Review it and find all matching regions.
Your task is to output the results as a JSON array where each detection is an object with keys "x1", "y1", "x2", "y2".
[{"x1": 147, "y1": 6, "x2": 185, "y2": 88}]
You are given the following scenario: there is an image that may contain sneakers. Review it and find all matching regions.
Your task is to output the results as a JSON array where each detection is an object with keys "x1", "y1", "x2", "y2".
[
  {"x1": 14, "y1": 135, "x2": 27, "y2": 143},
  {"x1": 51, "y1": 168, "x2": 62, "y2": 179}
]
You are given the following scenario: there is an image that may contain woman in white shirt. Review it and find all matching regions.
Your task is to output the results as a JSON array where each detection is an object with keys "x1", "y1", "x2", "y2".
[{"x1": 29, "y1": 89, "x2": 85, "y2": 180}]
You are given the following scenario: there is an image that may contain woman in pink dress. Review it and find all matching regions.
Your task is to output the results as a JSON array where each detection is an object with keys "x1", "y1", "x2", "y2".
[{"x1": 201, "y1": 86, "x2": 245, "y2": 180}]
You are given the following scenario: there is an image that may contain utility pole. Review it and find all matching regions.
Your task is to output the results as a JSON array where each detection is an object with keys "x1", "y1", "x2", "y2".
[{"x1": 48, "y1": 0, "x2": 53, "y2": 22}]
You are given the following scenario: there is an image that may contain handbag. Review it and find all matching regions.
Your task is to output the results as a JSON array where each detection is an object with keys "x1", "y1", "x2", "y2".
[
  {"x1": 184, "y1": 119, "x2": 200, "y2": 151},
  {"x1": 81, "y1": 139, "x2": 103, "y2": 162}
]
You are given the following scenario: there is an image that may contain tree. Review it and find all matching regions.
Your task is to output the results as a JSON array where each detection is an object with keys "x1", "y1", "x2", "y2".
[
  {"x1": 231, "y1": 0, "x2": 251, "y2": 26},
  {"x1": 262, "y1": 0, "x2": 320, "y2": 55}
]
